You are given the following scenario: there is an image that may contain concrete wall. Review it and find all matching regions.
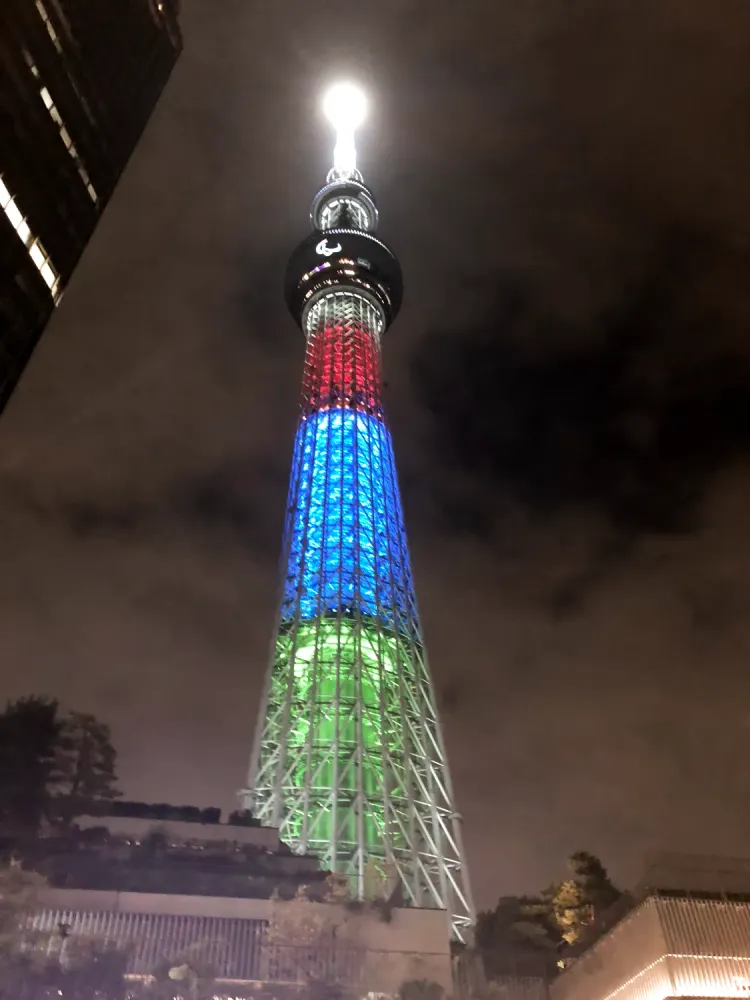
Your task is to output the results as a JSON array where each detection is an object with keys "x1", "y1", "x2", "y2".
[{"x1": 312, "y1": 901, "x2": 453, "y2": 993}]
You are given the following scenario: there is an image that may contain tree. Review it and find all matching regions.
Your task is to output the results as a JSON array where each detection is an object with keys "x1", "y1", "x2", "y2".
[
  {"x1": 475, "y1": 895, "x2": 560, "y2": 979},
  {"x1": 58, "y1": 712, "x2": 121, "y2": 806},
  {"x1": 477, "y1": 852, "x2": 624, "y2": 980},
  {"x1": 0, "y1": 698, "x2": 121, "y2": 832},
  {"x1": 35, "y1": 937, "x2": 130, "y2": 1000},
  {"x1": 0, "y1": 933, "x2": 131, "y2": 1000},
  {"x1": 399, "y1": 980, "x2": 445, "y2": 1000},
  {"x1": 265, "y1": 884, "x2": 362, "y2": 997},
  {"x1": 569, "y1": 851, "x2": 621, "y2": 913},
  {"x1": 0, "y1": 861, "x2": 132, "y2": 1000},
  {"x1": 549, "y1": 879, "x2": 584, "y2": 947},
  {"x1": 267, "y1": 884, "x2": 338, "y2": 981},
  {"x1": 550, "y1": 852, "x2": 621, "y2": 947},
  {"x1": 145, "y1": 939, "x2": 219, "y2": 1000},
  {"x1": 0, "y1": 858, "x2": 47, "y2": 957},
  {"x1": 0, "y1": 859, "x2": 51, "y2": 998},
  {"x1": 0, "y1": 697, "x2": 66, "y2": 832}
]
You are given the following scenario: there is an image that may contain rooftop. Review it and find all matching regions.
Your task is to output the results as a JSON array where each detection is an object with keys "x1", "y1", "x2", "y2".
[{"x1": 6, "y1": 801, "x2": 328, "y2": 901}]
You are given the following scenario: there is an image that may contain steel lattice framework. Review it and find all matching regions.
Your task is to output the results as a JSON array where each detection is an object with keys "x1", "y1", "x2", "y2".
[{"x1": 245, "y1": 106, "x2": 474, "y2": 941}]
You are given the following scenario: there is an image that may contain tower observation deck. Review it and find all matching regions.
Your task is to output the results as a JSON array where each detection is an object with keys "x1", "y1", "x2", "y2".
[{"x1": 244, "y1": 84, "x2": 474, "y2": 941}]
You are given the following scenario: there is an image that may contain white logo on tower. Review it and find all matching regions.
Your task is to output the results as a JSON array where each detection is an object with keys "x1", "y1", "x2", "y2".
[{"x1": 316, "y1": 238, "x2": 342, "y2": 257}]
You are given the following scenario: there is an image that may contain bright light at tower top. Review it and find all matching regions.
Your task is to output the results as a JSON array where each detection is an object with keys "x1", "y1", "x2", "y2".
[
  {"x1": 323, "y1": 82, "x2": 367, "y2": 131},
  {"x1": 322, "y1": 82, "x2": 367, "y2": 180}
]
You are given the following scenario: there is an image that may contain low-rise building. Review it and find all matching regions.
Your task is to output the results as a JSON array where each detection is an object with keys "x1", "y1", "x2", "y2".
[
  {"x1": 551, "y1": 854, "x2": 750, "y2": 1000},
  {"x1": 24, "y1": 807, "x2": 326, "y2": 900},
  {"x1": 14, "y1": 804, "x2": 455, "y2": 997}
]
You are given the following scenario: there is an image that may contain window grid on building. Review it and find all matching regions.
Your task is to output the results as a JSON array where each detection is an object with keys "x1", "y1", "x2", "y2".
[
  {"x1": 38, "y1": 83, "x2": 98, "y2": 202},
  {"x1": 35, "y1": 0, "x2": 62, "y2": 54},
  {"x1": 0, "y1": 177, "x2": 61, "y2": 301}
]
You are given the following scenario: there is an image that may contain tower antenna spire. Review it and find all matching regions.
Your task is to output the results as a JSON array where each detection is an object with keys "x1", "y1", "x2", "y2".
[{"x1": 323, "y1": 82, "x2": 367, "y2": 181}]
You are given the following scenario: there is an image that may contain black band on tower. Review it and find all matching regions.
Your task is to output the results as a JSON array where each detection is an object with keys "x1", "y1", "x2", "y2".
[{"x1": 284, "y1": 227, "x2": 403, "y2": 330}]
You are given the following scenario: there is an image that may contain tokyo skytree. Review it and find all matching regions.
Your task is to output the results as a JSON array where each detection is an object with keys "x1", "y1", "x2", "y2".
[{"x1": 244, "y1": 84, "x2": 474, "y2": 941}]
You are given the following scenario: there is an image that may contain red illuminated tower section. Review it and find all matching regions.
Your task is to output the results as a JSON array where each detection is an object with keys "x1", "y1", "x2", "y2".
[
  {"x1": 244, "y1": 85, "x2": 474, "y2": 941},
  {"x1": 302, "y1": 309, "x2": 382, "y2": 417}
]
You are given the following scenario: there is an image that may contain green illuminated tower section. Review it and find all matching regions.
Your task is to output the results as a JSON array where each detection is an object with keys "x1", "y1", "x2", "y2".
[{"x1": 244, "y1": 85, "x2": 474, "y2": 940}]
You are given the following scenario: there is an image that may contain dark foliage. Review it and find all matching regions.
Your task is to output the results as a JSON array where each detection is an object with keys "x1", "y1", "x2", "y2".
[
  {"x1": 477, "y1": 851, "x2": 624, "y2": 979},
  {"x1": 0, "y1": 698, "x2": 65, "y2": 832},
  {"x1": 1, "y1": 941, "x2": 130, "y2": 1000},
  {"x1": 83, "y1": 801, "x2": 223, "y2": 824},
  {"x1": 399, "y1": 981, "x2": 445, "y2": 1000},
  {"x1": 227, "y1": 809, "x2": 260, "y2": 827},
  {"x1": 475, "y1": 895, "x2": 560, "y2": 979},
  {"x1": 58, "y1": 713, "x2": 120, "y2": 805}
]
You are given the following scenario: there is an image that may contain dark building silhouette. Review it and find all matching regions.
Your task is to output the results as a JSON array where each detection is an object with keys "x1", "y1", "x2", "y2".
[{"x1": 0, "y1": 0, "x2": 181, "y2": 411}]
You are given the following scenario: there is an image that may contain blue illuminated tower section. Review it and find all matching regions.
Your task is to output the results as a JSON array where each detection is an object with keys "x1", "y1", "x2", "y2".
[{"x1": 245, "y1": 85, "x2": 474, "y2": 940}]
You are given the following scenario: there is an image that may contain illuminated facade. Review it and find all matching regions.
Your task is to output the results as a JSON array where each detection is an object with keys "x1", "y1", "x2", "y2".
[
  {"x1": 551, "y1": 855, "x2": 750, "y2": 1000},
  {"x1": 552, "y1": 894, "x2": 750, "y2": 1000},
  {"x1": 244, "y1": 87, "x2": 474, "y2": 941}
]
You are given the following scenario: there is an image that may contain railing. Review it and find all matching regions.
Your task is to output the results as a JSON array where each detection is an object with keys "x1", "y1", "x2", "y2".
[{"x1": 29, "y1": 910, "x2": 414, "y2": 988}]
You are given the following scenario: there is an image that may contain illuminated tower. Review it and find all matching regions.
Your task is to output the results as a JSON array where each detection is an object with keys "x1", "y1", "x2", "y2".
[{"x1": 245, "y1": 85, "x2": 474, "y2": 940}]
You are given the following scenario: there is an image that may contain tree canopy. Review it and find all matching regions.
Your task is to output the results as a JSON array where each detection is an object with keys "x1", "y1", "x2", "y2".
[
  {"x1": 475, "y1": 894, "x2": 561, "y2": 979},
  {"x1": 57, "y1": 711, "x2": 121, "y2": 813},
  {"x1": 551, "y1": 851, "x2": 622, "y2": 947},
  {"x1": 0, "y1": 697, "x2": 66, "y2": 832},
  {"x1": 0, "y1": 697, "x2": 120, "y2": 833},
  {"x1": 476, "y1": 851, "x2": 624, "y2": 980}
]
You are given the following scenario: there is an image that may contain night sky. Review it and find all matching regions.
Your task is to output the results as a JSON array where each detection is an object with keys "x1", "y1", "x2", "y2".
[{"x1": 2, "y1": 0, "x2": 750, "y2": 911}]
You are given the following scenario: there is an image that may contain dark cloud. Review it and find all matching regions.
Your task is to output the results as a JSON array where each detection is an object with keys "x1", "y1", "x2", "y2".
[
  {"x1": 1, "y1": 452, "x2": 287, "y2": 557},
  {"x1": 175, "y1": 455, "x2": 287, "y2": 555},
  {"x1": 412, "y1": 223, "x2": 750, "y2": 539},
  {"x1": 62, "y1": 500, "x2": 145, "y2": 539}
]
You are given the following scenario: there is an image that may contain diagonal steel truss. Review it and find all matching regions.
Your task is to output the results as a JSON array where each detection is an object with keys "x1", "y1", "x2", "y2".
[{"x1": 245, "y1": 262, "x2": 474, "y2": 943}]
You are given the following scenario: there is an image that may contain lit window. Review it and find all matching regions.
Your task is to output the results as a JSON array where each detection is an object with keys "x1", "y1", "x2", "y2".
[
  {"x1": 40, "y1": 262, "x2": 55, "y2": 288},
  {"x1": 35, "y1": 0, "x2": 62, "y2": 53},
  {"x1": 149, "y1": 0, "x2": 167, "y2": 25},
  {"x1": 5, "y1": 200, "x2": 22, "y2": 230},
  {"x1": 30, "y1": 68, "x2": 99, "y2": 205},
  {"x1": 29, "y1": 243, "x2": 44, "y2": 268},
  {"x1": 0, "y1": 175, "x2": 62, "y2": 303},
  {"x1": 23, "y1": 51, "x2": 41, "y2": 79}
]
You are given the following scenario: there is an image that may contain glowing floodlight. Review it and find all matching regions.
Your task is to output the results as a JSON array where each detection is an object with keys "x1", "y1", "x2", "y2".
[
  {"x1": 323, "y1": 82, "x2": 367, "y2": 131},
  {"x1": 322, "y1": 82, "x2": 367, "y2": 178}
]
